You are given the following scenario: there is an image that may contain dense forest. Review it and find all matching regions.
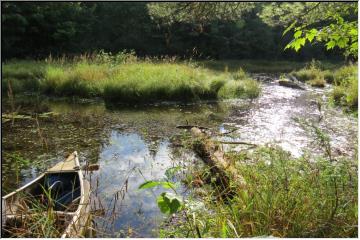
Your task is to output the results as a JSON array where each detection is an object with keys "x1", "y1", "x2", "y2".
[{"x1": 2, "y1": 2, "x2": 354, "y2": 60}]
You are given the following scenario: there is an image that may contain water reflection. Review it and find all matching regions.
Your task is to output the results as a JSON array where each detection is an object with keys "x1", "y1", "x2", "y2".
[{"x1": 90, "y1": 132, "x2": 176, "y2": 237}]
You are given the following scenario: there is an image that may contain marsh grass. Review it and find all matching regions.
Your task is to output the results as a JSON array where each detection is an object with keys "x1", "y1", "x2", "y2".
[
  {"x1": 290, "y1": 60, "x2": 327, "y2": 87},
  {"x1": 217, "y1": 79, "x2": 261, "y2": 99},
  {"x1": 290, "y1": 61, "x2": 357, "y2": 112},
  {"x1": 200, "y1": 59, "x2": 340, "y2": 74},
  {"x1": 2, "y1": 54, "x2": 261, "y2": 104},
  {"x1": 160, "y1": 113, "x2": 357, "y2": 238},
  {"x1": 330, "y1": 64, "x2": 358, "y2": 111},
  {"x1": 161, "y1": 146, "x2": 358, "y2": 238}
]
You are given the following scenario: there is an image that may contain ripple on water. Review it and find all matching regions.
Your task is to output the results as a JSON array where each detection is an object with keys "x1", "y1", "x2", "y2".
[{"x1": 220, "y1": 82, "x2": 357, "y2": 158}]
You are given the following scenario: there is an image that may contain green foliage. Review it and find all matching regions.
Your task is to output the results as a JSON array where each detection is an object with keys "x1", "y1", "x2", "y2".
[
  {"x1": 266, "y1": 2, "x2": 358, "y2": 57},
  {"x1": 307, "y1": 78, "x2": 326, "y2": 88},
  {"x1": 138, "y1": 166, "x2": 183, "y2": 215},
  {"x1": 200, "y1": 60, "x2": 337, "y2": 74},
  {"x1": 323, "y1": 70, "x2": 335, "y2": 83},
  {"x1": 232, "y1": 68, "x2": 248, "y2": 80},
  {"x1": 157, "y1": 192, "x2": 183, "y2": 214},
  {"x1": 138, "y1": 180, "x2": 175, "y2": 190},
  {"x1": 148, "y1": 2, "x2": 255, "y2": 24},
  {"x1": 2, "y1": 61, "x2": 46, "y2": 93},
  {"x1": 2, "y1": 2, "x2": 345, "y2": 61},
  {"x1": 162, "y1": 146, "x2": 358, "y2": 237},
  {"x1": 291, "y1": 60, "x2": 327, "y2": 87},
  {"x1": 330, "y1": 65, "x2": 358, "y2": 111},
  {"x1": 217, "y1": 79, "x2": 260, "y2": 99},
  {"x1": 3, "y1": 57, "x2": 261, "y2": 104},
  {"x1": 3, "y1": 191, "x2": 64, "y2": 237}
]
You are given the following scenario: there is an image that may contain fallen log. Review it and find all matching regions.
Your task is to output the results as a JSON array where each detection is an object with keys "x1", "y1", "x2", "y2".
[
  {"x1": 176, "y1": 125, "x2": 209, "y2": 130},
  {"x1": 190, "y1": 127, "x2": 246, "y2": 195},
  {"x1": 278, "y1": 79, "x2": 305, "y2": 90},
  {"x1": 219, "y1": 141, "x2": 257, "y2": 146}
]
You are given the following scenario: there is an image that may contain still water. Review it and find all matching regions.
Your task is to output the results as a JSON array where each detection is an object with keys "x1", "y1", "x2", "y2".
[{"x1": 2, "y1": 77, "x2": 357, "y2": 237}]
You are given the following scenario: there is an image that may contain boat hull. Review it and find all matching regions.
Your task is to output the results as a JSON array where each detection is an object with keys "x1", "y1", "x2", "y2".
[{"x1": 2, "y1": 151, "x2": 91, "y2": 238}]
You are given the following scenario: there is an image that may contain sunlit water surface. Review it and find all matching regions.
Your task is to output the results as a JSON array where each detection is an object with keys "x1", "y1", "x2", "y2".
[{"x1": 2, "y1": 77, "x2": 357, "y2": 237}]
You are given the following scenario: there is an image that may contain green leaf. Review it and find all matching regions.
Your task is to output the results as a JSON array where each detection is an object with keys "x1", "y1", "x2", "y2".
[
  {"x1": 298, "y1": 38, "x2": 306, "y2": 47},
  {"x1": 326, "y1": 40, "x2": 336, "y2": 50},
  {"x1": 350, "y1": 42, "x2": 358, "y2": 51},
  {"x1": 294, "y1": 30, "x2": 302, "y2": 39},
  {"x1": 349, "y1": 28, "x2": 357, "y2": 37},
  {"x1": 337, "y1": 37, "x2": 348, "y2": 48},
  {"x1": 292, "y1": 38, "x2": 306, "y2": 52},
  {"x1": 157, "y1": 193, "x2": 170, "y2": 213},
  {"x1": 157, "y1": 192, "x2": 183, "y2": 214},
  {"x1": 138, "y1": 180, "x2": 163, "y2": 189},
  {"x1": 306, "y1": 29, "x2": 317, "y2": 42},
  {"x1": 138, "y1": 180, "x2": 175, "y2": 190},
  {"x1": 161, "y1": 181, "x2": 176, "y2": 189},
  {"x1": 332, "y1": 34, "x2": 341, "y2": 42},
  {"x1": 284, "y1": 40, "x2": 294, "y2": 50},
  {"x1": 221, "y1": 221, "x2": 228, "y2": 238}
]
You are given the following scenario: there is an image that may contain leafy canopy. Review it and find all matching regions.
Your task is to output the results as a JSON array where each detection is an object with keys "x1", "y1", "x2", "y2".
[{"x1": 260, "y1": 2, "x2": 358, "y2": 57}]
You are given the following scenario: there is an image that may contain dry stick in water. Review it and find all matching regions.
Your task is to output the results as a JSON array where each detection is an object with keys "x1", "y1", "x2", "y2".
[
  {"x1": 35, "y1": 115, "x2": 49, "y2": 151},
  {"x1": 7, "y1": 79, "x2": 16, "y2": 127}
]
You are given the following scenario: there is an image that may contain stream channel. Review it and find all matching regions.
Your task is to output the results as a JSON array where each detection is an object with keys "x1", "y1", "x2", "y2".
[{"x1": 2, "y1": 75, "x2": 357, "y2": 237}]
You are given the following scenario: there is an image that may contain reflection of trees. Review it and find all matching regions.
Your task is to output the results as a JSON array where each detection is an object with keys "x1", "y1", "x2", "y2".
[{"x1": 2, "y1": 99, "x2": 232, "y2": 194}]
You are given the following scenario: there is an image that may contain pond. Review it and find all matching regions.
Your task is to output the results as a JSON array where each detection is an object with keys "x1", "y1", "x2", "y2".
[{"x1": 2, "y1": 76, "x2": 357, "y2": 237}]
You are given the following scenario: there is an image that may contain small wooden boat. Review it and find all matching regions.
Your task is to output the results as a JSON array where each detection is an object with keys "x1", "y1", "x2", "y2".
[{"x1": 1, "y1": 151, "x2": 91, "y2": 238}]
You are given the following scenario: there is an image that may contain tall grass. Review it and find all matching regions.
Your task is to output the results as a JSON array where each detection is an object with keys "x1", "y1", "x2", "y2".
[
  {"x1": 159, "y1": 112, "x2": 357, "y2": 238},
  {"x1": 2, "y1": 60, "x2": 46, "y2": 93},
  {"x1": 200, "y1": 59, "x2": 340, "y2": 74},
  {"x1": 290, "y1": 60, "x2": 327, "y2": 87},
  {"x1": 2, "y1": 54, "x2": 261, "y2": 104},
  {"x1": 161, "y1": 146, "x2": 357, "y2": 238},
  {"x1": 3, "y1": 191, "x2": 64, "y2": 238},
  {"x1": 330, "y1": 64, "x2": 358, "y2": 111}
]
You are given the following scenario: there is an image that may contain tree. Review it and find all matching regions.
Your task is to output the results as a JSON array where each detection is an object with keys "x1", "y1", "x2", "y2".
[
  {"x1": 147, "y1": 2, "x2": 255, "y2": 25},
  {"x1": 260, "y1": 2, "x2": 358, "y2": 58}
]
